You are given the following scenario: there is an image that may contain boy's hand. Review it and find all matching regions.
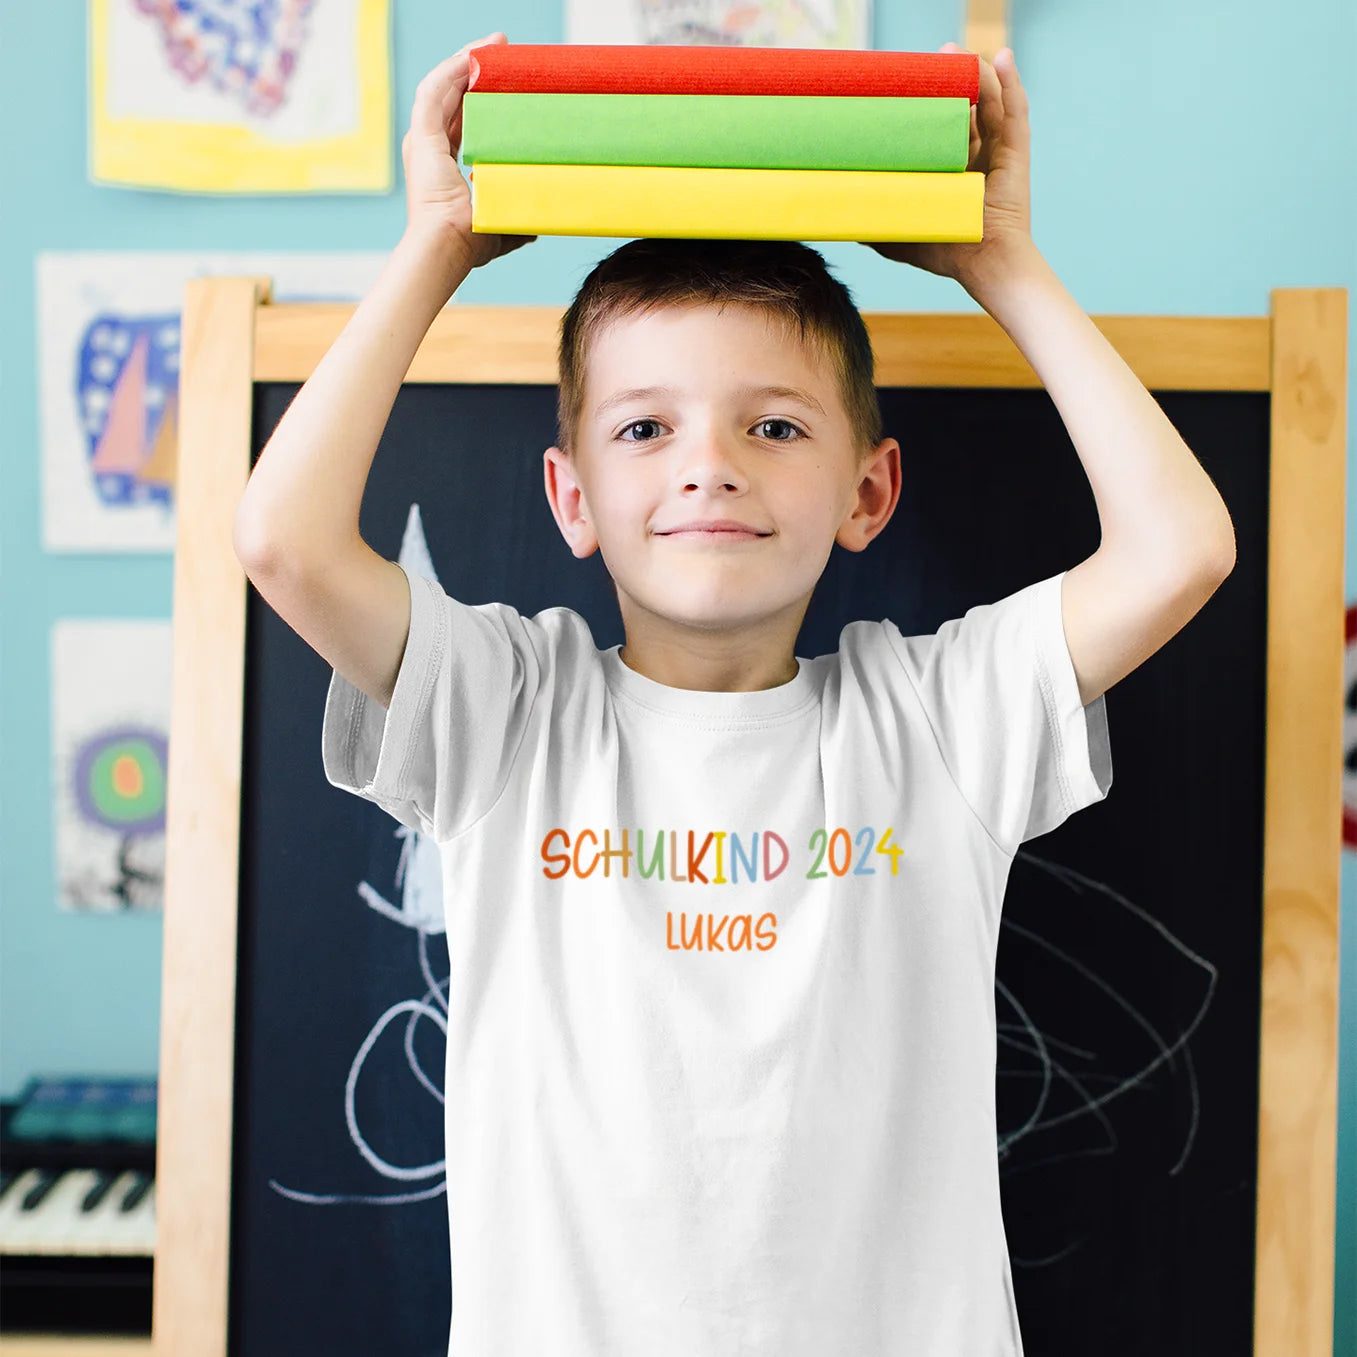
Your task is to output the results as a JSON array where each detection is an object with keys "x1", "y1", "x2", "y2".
[
  {"x1": 863, "y1": 45, "x2": 1032, "y2": 290},
  {"x1": 401, "y1": 34, "x2": 537, "y2": 270}
]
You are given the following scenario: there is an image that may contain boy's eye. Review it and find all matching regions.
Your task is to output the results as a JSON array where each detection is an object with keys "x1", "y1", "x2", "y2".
[
  {"x1": 754, "y1": 418, "x2": 803, "y2": 441},
  {"x1": 616, "y1": 418, "x2": 805, "y2": 443},
  {"x1": 618, "y1": 418, "x2": 666, "y2": 442}
]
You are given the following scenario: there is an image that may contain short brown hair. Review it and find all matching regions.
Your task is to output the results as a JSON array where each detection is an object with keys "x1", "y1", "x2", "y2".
[{"x1": 556, "y1": 238, "x2": 883, "y2": 463}]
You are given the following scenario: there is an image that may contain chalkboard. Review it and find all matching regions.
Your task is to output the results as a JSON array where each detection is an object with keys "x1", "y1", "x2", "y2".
[
  {"x1": 226, "y1": 379, "x2": 1268, "y2": 1356},
  {"x1": 155, "y1": 284, "x2": 1343, "y2": 1357}
]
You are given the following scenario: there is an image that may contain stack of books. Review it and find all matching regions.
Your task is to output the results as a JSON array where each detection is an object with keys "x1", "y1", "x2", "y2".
[{"x1": 460, "y1": 44, "x2": 984, "y2": 242}]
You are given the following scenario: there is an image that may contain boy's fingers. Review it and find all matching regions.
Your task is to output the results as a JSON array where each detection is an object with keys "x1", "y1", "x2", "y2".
[
  {"x1": 995, "y1": 49, "x2": 1030, "y2": 133},
  {"x1": 981, "y1": 51, "x2": 1028, "y2": 165},
  {"x1": 409, "y1": 35, "x2": 507, "y2": 142},
  {"x1": 411, "y1": 55, "x2": 470, "y2": 140},
  {"x1": 451, "y1": 31, "x2": 506, "y2": 61},
  {"x1": 974, "y1": 56, "x2": 1004, "y2": 148},
  {"x1": 447, "y1": 104, "x2": 466, "y2": 159},
  {"x1": 941, "y1": 40, "x2": 987, "y2": 161}
]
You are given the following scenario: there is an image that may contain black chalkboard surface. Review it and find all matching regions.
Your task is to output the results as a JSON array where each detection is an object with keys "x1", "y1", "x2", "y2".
[{"x1": 229, "y1": 381, "x2": 1267, "y2": 1356}]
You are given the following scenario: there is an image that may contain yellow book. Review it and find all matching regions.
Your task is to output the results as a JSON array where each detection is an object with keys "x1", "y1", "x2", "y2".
[{"x1": 469, "y1": 163, "x2": 985, "y2": 243}]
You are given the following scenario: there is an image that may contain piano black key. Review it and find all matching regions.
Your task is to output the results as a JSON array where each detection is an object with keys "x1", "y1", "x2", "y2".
[
  {"x1": 81, "y1": 1169, "x2": 117, "y2": 1212},
  {"x1": 0, "y1": 1168, "x2": 17, "y2": 1202},
  {"x1": 118, "y1": 1172, "x2": 152, "y2": 1213},
  {"x1": 21, "y1": 1169, "x2": 59, "y2": 1211}
]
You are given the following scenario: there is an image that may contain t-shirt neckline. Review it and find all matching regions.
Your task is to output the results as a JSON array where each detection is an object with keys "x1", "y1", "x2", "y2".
[{"x1": 601, "y1": 645, "x2": 817, "y2": 721}]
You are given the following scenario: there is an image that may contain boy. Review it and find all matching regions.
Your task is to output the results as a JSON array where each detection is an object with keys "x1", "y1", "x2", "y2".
[{"x1": 232, "y1": 33, "x2": 1236, "y2": 1356}]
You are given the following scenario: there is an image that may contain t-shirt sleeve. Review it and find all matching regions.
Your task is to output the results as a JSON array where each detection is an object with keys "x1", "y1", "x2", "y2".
[
  {"x1": 320, "y1": 562, "x2": 541, "y2": 842},
  {"x1": 880, "y1": 569, "x2": 1113, "y2": 856}
]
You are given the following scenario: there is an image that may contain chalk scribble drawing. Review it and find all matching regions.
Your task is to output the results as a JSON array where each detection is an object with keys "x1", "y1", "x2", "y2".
[
  {"x1": 995, "y1": 853, "x2": 1218, "y2": 1267},
  {"x1": 268, "y1": 503, "x2": 450, "y2": 1208}
]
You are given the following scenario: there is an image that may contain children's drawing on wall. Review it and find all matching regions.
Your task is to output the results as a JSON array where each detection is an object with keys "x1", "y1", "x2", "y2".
[
  {"x1": 88, "y1": 0, "x2": 391, "y2": 192},
  {"x1": 268, "y1": 504, "x2": 450, "y2": 1208},
  {"x1": 566, "y1": 0, "x2": 870, "y2": 46},
  {"x1": 38, "y1": 252, "x2": 388, "y2": 552},
  {"x1": 52, "y1": 619, "x2": 172, "y2": 912}
]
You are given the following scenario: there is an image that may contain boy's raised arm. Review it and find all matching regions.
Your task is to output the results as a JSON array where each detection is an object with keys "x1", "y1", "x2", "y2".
[
  {"x1": 231, "y1": 232, "x2": 470, "y2": 710},
  {"x1": 231, "y1": 33, "x2": 534, "y2": 710}
]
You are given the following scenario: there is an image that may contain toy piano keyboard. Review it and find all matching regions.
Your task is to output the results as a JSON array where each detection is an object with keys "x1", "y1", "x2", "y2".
[{"x1": 0, "y1": 1076, "x2": 156, "y2": 1334}]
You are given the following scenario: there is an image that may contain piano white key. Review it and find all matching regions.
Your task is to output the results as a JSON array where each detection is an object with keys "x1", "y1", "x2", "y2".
[
  {"x1": 31, "y1": 1169, "x2": 105, "y2": 1255},
  {"x1": 69, "y1": 1169, "x2": 129, "y2": 1257},
  {"x1": 90, "y1": 1171, "x2": 156, "y2": 1257},
  {"x1": 0, "y1": 1168, "x2": 65, "y2": 1254},
  {"x1": 66, "y1": 1169, "x2": 128, "y2": 1256},
  {"x1": 67, "y1": 1167, "x2": 132, "y2": 1248},
  {"x1": 72, "y1": 1168, "x2": 128, "y2": 1256},
  {"x1": 0, "y1": 1166, "x2": 34, "y2": 1208},
  {"x1": 123, "y1": 1180, "x2": 156, "y2": 1256},
  {"x1": 0, "y1": 1169, "x2": 46, "y2": 1253}
]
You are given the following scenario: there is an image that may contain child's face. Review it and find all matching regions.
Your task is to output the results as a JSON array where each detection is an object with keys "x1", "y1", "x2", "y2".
[{"x1": 543, "y1": 302, "x2": 899, "y2": 652}]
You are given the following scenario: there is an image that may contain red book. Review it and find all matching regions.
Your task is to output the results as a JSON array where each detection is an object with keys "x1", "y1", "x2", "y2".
[{"x1": 468, "y1": 44, "x2": 980, "y2": 103}]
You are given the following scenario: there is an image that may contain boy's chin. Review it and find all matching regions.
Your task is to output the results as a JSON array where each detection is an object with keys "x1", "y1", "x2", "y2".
[{"x1": 621, "y1": 590, "x2": 804, "y2": 633}]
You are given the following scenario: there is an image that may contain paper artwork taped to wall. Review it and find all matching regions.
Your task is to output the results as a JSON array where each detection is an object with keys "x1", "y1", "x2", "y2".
[
  {"x1": 52, "y1": 619, "x2": 172, "y2": 912},
  {"x1": 88, "y1": 0, "x2": 391, "y2": 192},
  {"x1": 38, "y1": 251, "x2": 388, "y2": 552},
  {"x1": 566, "y1": 0, "x2": 870, "y2": 46}
]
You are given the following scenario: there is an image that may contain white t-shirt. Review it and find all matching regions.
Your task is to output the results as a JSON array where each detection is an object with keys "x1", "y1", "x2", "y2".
[{"x1": 321, "y1": 563, "x2": 1113, "y2": 1357}]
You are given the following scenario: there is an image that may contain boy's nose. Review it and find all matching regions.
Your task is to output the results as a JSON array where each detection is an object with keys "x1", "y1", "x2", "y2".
[
  {"x1": 677, "y1": 435, "x2": 748, "y2": 491},
  {"x1": 682, "y1": 468, "x2": 742, "y2": 493}
]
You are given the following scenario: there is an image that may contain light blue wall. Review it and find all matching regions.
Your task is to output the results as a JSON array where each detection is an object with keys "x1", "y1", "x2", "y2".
[{"x1": 2, "y1": 1, "x2": 1353, "y2": 1348}]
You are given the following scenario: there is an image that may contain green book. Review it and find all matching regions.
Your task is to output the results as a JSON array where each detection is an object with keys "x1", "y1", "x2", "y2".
[{"x1": 461, "y1": 92, "x2": 971, "y2": 172}]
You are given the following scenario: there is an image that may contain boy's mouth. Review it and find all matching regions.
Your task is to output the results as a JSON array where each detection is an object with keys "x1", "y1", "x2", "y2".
[{"x1": 655, "y1": 519, "x2": 771, "y2": 538}]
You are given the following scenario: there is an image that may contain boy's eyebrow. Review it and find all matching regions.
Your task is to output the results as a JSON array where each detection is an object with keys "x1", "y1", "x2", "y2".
[{"x1": 593, "y1": 384, "x2": 828, "y2": 419}]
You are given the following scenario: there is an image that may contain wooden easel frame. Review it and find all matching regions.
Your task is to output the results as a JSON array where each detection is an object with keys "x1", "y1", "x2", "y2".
[
  {"x1": 965, "y1": 0, "x2": 1008, "y2": 61},
  {"x1": 149, "y1": 283, "x2": 1345, "y2": 1357}
]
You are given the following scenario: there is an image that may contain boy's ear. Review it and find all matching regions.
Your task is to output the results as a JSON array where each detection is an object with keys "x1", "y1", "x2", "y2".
[
  {"x1": 835, "y1": 436, "x2": 902, "y2": 553},
  {"x1": 542, "y1": 445, "x2": 599, "y2": 559}
]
